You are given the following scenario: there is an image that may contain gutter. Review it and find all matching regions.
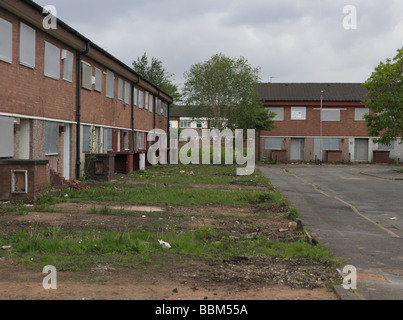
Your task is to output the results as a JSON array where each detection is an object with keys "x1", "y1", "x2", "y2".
[{"x1": 76, "y1": 41, "x2": 90, "y2": 179}]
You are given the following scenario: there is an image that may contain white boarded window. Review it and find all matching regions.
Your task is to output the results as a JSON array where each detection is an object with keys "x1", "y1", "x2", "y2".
[
  {"x1": 117, "y1": 78, "x2": 123, "y2": 100},
  {"x1": 124, "y1": 131, "x2": 129, "y2": 150},
  {"x1": 137, "y1": 132, "x2": 144, "y2": 149},
  {"x1": 19, "y1": 23, "x2": 36, "y2": 68},
  {"x1": 94, "y1": 67, "x2": 102, "y2": 92},
  {"x1": 149, "y1": 93, "x2": 153, "y2": 113},
  {"x1": 378, "y1": 141, "x2": 395, "y2": 150},
  {"x1": 104, "y1": 128, "x2": 113, "y2": 152},
  {"x1": 322, "y1": 109, "x2": 340, "y2": 122},
  {"x1": 145, "y1": 92, "x2": 149, "y2": 110},
  {"x1": 45, "y1": 122, "x2": 58, "y2": 155},
  {"x1": 355, "y1": 108, "x2": 369, "y2": 121},
  {"x1": 163, "y1": 103, "x2": 168, "y2": 117},
  {"x1": 124, "y1": 81, "x2": 130, "y2": 104},
  {"x1": 133, "y1": 88, "x2": 138, "y2": 106},
  {"x1": 44, "y1": 41, "x2": 60, "y2": 79},
  {"x1": 82, "y1": 125, "x2": 91, "y2": 152},
  {"x1": 267, "y1": 107, "x2": 284, "y2": 121},
  {"x1": 62, "y1": 49, "x2": 74, "y2": 82},
  {"x1": 81, "y1": 62, "x2": 92, "y2": 90},
  {"x1": 139, "y1": 90, "x2": 144, "y2": 109},
  {"x1": 0, "y1": 17, "x2": 12, "y2": 64},
  {"x1": 265, "y1": 137, "x2": 282, "y2": 150},
  {"x1": 106, "y1": 70, "x2": 114, "y2": 98},
  {"x1": 0, "y1": 116, "x2": 14, "y2": 158},
  {"x1": 291, "y1": 107, "x2": 306, "y2": 120},
  {"x1": 323, "y1": 138, "x2": 339, "y2": 150}
]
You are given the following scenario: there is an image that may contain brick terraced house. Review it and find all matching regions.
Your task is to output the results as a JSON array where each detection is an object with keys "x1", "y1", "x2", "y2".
[
  {"x1": 257, "y1": 83, "x2": 403, "y2": 164},
  {"x1": 0, "y1": 0, "x2": 172, "y2": 201}
]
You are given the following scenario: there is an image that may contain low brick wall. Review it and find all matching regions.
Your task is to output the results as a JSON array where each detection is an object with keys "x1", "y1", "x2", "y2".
[
  {"x1": 327, "y1": 150, "x2": 343, "y2": 163},
  {"x1": 0, "y1": 160, "x2": 49, "y2": 202}
]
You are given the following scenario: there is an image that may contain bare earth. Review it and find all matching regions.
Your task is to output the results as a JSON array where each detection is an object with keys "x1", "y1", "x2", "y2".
[{"x1": 0, "y1": 202, "x2": 340, "y2": 300}]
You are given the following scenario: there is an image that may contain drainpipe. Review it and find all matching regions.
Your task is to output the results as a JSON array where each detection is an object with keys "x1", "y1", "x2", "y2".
[
  {"x1": 75, "y1": 41, "x2": 90, "y2": 179},
  {"x1": 167, "y1": 102, "x2": 171, "y2": 164}
]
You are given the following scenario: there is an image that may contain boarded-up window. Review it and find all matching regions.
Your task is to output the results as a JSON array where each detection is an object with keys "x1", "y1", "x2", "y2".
[
  {"x1": 124, "y1": 131, "x2": 129, "y2": 150},
  {"x1": 149, "y1": 93, "x2": 153, "y2": 112},
  {"x1": 139, "y1": 90, "x2": 144, "y2": 109},
  {"x1": 94, "y1": 67, "x2": 102, "y2": 92},
  {"x1": 44, "y1": 41, "x2": 60, "y2": 79},
  {"x1": 267, "y1": 107, "x2": 284, "y2": 121},
  {"x1": 265, "y1": 137, "x2": 282, "y2": 150},
  {"x1": 124, "y1": 81, "x2": 130, "y2": 104},
  {"x1": 106, "y1": 70, "x2": 114, "y2": 98},
  {"x1": 137, "y1": 132, "x2": 144, "y2": 149},
  {"x1": 19, "y1": 23, "x2": 36, "y2": 68},
  {"x1": 0, "y1": 116, "x2": 14, "y2": 158},
  {"x1": 355, "y1": 108, "x2": 369, "y2": 121},
  {"x1": 291, "y1": 107, "x2": 306, "y2": 120},
  {"x1": 82, "y1": 125, "x2": 91, "y2": 152},
  {"x1": 62, "y1": 49, "x2": 74, "y2": 82},
  {"x1": 104, "y1": 128, "x2": 113, "y2": 152},
  {"x1": 378, "y1": 141, "x2": 395, "y2": 150},
  {"x1": 133, "y1": 88, "x2": 138, "y2": 106},
  {"x1": 81, "y1": 62, "x2": 92, "y2": 90},
  {"x1": 0, "y1": 17, "x2": 12, "y2": 63},
  {"x1": 45, "y1": 122, "x2": 58, "y2": 155},
  {"x1": 322, "y1": 109, "x2": 340, "y2": 122},
  {"x1": 117, "y1": 78, "x2": 123, "y2": 100},
  {"x1": 323, "y1": 138, "x2": 339, "y2": 150},
  {"x1": 145, "y1": 92, "x2": 149, "y2": 110}
]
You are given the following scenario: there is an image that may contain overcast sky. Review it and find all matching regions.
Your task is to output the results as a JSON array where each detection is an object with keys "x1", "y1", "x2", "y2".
[{"x1": 35, "y1": 0, "x2": 403, "y2": 89}]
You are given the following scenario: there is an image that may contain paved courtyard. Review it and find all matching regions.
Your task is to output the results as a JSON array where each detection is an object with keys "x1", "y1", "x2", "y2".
[{"x1": 258, "y1": 164, "x2": 403, "y2": 300}]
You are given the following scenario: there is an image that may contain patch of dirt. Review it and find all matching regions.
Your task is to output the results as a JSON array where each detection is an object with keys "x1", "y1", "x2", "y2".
[
  {"x1": 0, "y1": 264, "x2": 337, "y2": 300},
  {"x1": 0, "y1": 202, "x2": 341, "y2": 300}
]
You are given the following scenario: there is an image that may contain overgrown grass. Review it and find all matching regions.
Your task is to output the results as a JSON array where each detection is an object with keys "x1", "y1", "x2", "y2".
[
  {"x1": 0, "y1": 225, "x2": 339, "y2": 271},
  {"x1": 57, "y1": 164, "x2": 285, "y2": 208},
  {"x1": 0, "y1": 163, "x2": 341, "y2": 276}
]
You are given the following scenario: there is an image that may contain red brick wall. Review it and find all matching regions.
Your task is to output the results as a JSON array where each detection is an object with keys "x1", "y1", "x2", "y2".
[
  {"x1": 0, "y1": 10, "x2": 76, "y2": 122},
  {"x1": 261, "y1": 102, "x2": 369, "y2": 137},
  {"x1": 0, "y1": 161, "x2": 48, "y2": 202}
]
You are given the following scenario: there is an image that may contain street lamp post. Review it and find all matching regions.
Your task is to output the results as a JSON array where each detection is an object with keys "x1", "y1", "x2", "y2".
[{"x1": 320, "y1": 90, "x2": 323, "y2": 165}]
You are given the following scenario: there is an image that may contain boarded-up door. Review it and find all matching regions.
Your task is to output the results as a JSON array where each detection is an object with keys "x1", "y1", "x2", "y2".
[
  {"x1": 290, "y1": 138, "x2": 305, "y2": 161},
  {"x1": 354, "y1": 138, "x2": 368, "y2": 161}
]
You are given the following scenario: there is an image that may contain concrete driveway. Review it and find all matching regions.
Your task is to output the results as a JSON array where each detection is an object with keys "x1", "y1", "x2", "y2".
[{"x1": 258, "y1": 164, "x2": 403, "y2": 300}]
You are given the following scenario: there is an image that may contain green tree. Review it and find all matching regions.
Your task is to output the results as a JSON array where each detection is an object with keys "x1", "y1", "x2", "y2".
[
  {"x1": 363, "y1": 47, "x2": 403, "y2": 145},
  {"x1": 183, "y1": 53, "x2": 275, "y2": 132},
  {"x1": 132, "y1": 52, "x2": 182, "y2": 105}
]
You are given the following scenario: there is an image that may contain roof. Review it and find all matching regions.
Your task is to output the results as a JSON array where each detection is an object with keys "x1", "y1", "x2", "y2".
[
  {"x1": 258, "y1": 83, "x2": 367, "y2": 102},
  {"x1": 169, "y1": 105, "x2": 190, "y2": 117}
]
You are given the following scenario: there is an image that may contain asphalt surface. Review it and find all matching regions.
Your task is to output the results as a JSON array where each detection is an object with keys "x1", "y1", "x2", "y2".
[{"x1": 258, "y1": 164, "x2": 403, "y2": 300}]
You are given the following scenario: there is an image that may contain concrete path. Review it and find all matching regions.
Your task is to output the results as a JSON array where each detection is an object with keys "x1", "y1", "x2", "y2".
[{"x1": 258, "y1": 164, "x2": 403, "y2": 300}]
